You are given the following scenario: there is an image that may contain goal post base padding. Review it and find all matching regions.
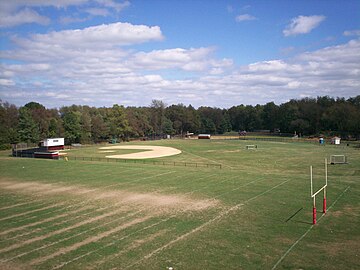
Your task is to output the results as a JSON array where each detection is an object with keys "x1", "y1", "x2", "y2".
[{"x1": 313, "y1": 207, "x2": 317, "y2": 225}]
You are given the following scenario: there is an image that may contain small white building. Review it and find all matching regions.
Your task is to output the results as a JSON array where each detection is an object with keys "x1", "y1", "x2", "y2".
[
  {"x1": 40, "y1": 138, "x2": 65, "y2": 150},
  {"x1": 331, "y1": 136, "x2": 341, "y2": 145}
]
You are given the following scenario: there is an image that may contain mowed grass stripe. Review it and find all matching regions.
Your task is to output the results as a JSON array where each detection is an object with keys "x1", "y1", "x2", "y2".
[
  {"x1": 60, "y1": 165, "x2": 166, "y2": 188},
  {"x1": 40, "y1": 208, "x2": 217, "y2": 269},
  {"x1": 0, "y1": 200, "x2": 134, "y2": 250},
  {"x1": 1, "y1": 178, "x2": 217, "y2": 265},
  {"x1": 0, "y1": 202, "x2": 67, "y2": 222},
  {"x1": 48, "y1": 177, "x2": 292, "y2": 269},
  {"x1": 0, "y1": 203, "x2": 97, "y2": 240},
  {"x1": 1, "y1": 167, "x2": 294, "y2": 268},
  {"x1": 32, "y1": 216, "x2": 151, "y2": 268},
  {"x1": 3, "y1": 208, "x2": 145, "y2": 264},
  {"x1": 0, "y1": 199, "x2": 50, "y2": 219},
  {"x1": 123, "y1": 178, "x2": 293, "y2": 269},
  {"x1": 0, "y1": 195, "x2": 112, "y2": 231},
  {"x1": 134, "y1": 170, "x2": 204, "y2": 193},
  {"x1": 1, "y1": 177, "x2": 222, "y2": 268},
  {"x1": 0, "y1": 203, "x2": 132, "y2": 254},
  {"x1": 0, "y1": 199, "x2": 44, "y2": 211}
]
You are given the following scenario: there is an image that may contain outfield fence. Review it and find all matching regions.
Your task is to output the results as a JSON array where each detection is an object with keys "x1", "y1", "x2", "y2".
[{"x1": 64, "y1": 156, "x2": 222, "y2": 169}]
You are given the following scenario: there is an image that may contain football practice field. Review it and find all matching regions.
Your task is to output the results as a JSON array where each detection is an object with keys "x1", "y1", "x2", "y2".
[{"x1": 0, "y1": 139, "x2": 359, "y2": 270}]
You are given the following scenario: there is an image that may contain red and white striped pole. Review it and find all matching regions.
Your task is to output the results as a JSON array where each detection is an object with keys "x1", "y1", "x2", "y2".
[{"x1": 313, "y1": 194, "x2": 317, "y2": 225}]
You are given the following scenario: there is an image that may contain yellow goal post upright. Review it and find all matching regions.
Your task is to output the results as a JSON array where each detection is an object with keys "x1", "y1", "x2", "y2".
[{"x1": 310, "y1": 158, "x2": 328, "y2": 225}]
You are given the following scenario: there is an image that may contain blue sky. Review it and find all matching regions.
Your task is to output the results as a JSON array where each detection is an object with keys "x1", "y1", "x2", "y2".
[{"x1": 0, "y1": 0, "x2": 359, "y2": 108}]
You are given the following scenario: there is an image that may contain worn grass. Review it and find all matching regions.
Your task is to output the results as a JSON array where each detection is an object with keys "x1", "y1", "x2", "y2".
[{"x1": 0, "y1": 139, "x2": 359, "y2": 270}]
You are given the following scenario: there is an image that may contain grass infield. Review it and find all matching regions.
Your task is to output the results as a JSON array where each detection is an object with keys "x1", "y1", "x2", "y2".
[{"x1": 0, "y1": 139, "x2": 359, "y2": 270}]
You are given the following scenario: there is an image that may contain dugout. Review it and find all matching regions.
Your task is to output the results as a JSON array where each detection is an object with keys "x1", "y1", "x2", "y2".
[
  {"x1": 40, "y1": 138, "x2": 65, "y2": 150},
  {"x1": 198, "y1": 134, "x2": 211, "y2": 139}
]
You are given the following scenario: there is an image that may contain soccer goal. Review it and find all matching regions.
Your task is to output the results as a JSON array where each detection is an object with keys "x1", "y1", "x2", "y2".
[
  {"x1": 330, "y1": 155, "x2": 347, "y2": 164},
  {"x1": 310, "y1": 158, "x2": 328, "y2": 225}
]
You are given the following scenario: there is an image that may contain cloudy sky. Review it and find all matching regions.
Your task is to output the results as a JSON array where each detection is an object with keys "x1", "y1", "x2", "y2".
[{"x1": 0, "y1": 0, "x2": 359, "y2": 108}]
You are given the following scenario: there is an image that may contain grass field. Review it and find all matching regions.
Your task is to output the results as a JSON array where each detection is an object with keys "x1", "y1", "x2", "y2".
[{"x1": 0, "y1": 139, "x2": 359, "y2": 270}]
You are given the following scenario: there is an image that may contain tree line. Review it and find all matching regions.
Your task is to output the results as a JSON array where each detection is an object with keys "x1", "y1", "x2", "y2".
[{"x1": 1, "y1": 96, "x2": 359, "y2": 149}]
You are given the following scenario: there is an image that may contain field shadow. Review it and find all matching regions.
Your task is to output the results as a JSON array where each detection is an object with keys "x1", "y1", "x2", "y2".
[
  {"x1": 284, "y1": 207, "x2": 314, "y2": 225},
  {"x1": 285, "y1": 207, "x2": 303, "y2": 223}
]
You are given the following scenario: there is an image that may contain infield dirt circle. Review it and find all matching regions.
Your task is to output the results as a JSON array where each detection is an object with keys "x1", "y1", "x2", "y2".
[{"x1": 99, "y1": 145, "x2": 182, "y2": 159}]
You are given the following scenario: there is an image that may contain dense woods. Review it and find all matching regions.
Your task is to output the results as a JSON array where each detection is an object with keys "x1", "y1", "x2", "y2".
[{"x1": 1, "y1": 96, "x2": 360, "y2": 149}]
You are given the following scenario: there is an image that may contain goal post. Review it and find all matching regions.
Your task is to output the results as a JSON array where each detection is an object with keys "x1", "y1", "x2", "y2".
[
  {"x1": 330, "y1": 155, "x2": 347, "y2": 164},
  {"x1": 310, "y1": 158, "x2": 328, "y2": 224}
]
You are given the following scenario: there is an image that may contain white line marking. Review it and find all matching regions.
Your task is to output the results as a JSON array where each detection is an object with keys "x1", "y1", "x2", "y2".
[
  {"x1": 124, "y1": 179, "x2": 292, "y2": 269},
  {"x1": 271, "y1": 186, "x2": 351, "y2": 270}
]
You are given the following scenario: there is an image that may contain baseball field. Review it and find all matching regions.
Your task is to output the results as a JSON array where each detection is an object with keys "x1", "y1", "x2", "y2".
[{"x1": 0, "y1": 138, "x2": 359, "y2": 270}]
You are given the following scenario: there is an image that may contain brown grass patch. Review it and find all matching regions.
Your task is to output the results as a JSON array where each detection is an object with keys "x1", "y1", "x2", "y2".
[
  {"x1": 0, "y1": 179, "x2": 219, "y2": 214},
  {"x1": 316, "y1": 238, "x2": 360, "y2": 257},
  {"x1": 0, "y1": 261, "x2": 33, "y2": 270},
  {"x1": 329, "y1": 205, "x2": 358, "y2": 218}
]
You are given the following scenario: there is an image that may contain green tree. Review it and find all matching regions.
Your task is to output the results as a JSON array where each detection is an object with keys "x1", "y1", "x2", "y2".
[
  {"x1": 277, "y1": 101, "x2": 299, "y2": 133},
  {"x1": 0, "y1": 101, "x2": 19, "y2": 148},
  {"x1": 91, "y1": 114, "x2": 109, "y2": 142},
  {"x1": 24, "y1": 102, "x2": 52, "y2": 139},
  {"x1": 150, "y1": 100, "x2": 166, "y2": 135},
  {"x1": 48, "y1": 118, "x2": 58, "y2": 138},
  {"x1": 262, "y1": 102, "x2": 279, "y2": 131},
  {"x1": 80, "y1": 107, "x2": 92, "y2": 144},
  {"x1": 165, "y1": 104, "x2": 200, "y2": 135},
  {"x1": 106, "y1": 104, "x2": 130, "y2": 141},
  {"x1": 17, "y1": 107, "x2": 40, "y2": 143},
  {"x1": 62, "y1": 111, "x2": 82, "y2": 144},
  {"x1": 125, "y1": 107, "x2": 153, "y2": 137}
]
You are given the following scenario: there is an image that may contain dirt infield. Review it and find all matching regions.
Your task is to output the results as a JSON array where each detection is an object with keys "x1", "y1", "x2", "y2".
[{"x1": 99, "y1": 145, "x2": 182, "y2": 159}]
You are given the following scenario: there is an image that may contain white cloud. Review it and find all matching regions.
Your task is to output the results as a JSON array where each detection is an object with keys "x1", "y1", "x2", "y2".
[
  {"x1": 227, "y1": 5, "x2": 233, "y2": 13},
  {"x1": 132, "y1": 47, "x2": 211, "y2": 70},
  {"x1": 0, "y1": 0, "x2": 130, "y2": 27},
  {"x1": 0, "y1": 8, "x2": 50, "y2": 28},
  {"x1": 0, "y1": 0, "x2": 89, "y2": 22},
  {"x1": 1, "y1": 19, "x2": 359, "y2": 108},
  {"x1": 130, "y1": 47, "x2": 233, "y2": 73},
  {"x1": 0, "y1": 79, "x2": 15, "y2": 86},
  {"x1": 85, "y1": 8, "x2": 110, "y2": 16},
  {"x1": 59, "y1": 16, "x2": 88, "y2": 25},
  {"x1": 95, "y1": 0, "x2": 130, "y2": 12},
  {"x1": 235, "y1": 14, "x2": 257, "y2": 22},
  {"x1": 10, "y1": 22, "x2": 164, "y2": 50},
  {"x1": 283, "y1": 15, "x2": 325, "y2": 36},
  {"x1": 343, "y1": 29, "x2": 360, "y2": 36},
  {"x1": 0, "y1": 1, "x2": 88, "y2": 12}
]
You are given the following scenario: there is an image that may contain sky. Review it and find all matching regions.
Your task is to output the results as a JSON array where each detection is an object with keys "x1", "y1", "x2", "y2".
[{"x1": 0, "y1": 0, "x2": 359, "y2": 109}]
